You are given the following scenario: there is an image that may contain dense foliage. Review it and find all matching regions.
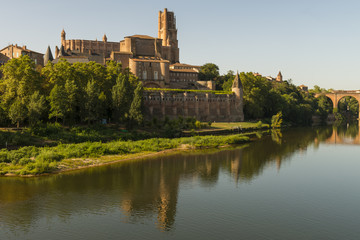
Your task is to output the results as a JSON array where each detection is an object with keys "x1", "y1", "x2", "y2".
[
  {"x1": 208, "y1": 70, "x2": 333, "y2": 125},
  {"x1": 0, "y1": 56, "x2": 144, "y2": 127}
]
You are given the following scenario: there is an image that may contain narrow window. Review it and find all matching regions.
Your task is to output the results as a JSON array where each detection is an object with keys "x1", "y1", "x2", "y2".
[{"x1": 154, "y1": 71, "x2": 158, "y2": 80}]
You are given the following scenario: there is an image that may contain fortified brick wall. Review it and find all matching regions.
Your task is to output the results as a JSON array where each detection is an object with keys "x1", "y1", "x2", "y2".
[{"x1": 144, "y1": 91, "x2": 243, "y2": 122}]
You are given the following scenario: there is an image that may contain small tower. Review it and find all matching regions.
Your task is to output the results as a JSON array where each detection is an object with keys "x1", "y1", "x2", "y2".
[
  {"x1": 232, "y1": 72, "x2": 244, "y2": 121},
  {"x1": 103, "y1": 34, "x2": 107, "y2": 42},
  {"x1": 44, "y1": 46, "x2": 54, "y2": 65},
  {"x1": 61, "y1": 29, "x2": 66, "y2": 47},
  {"x1": 55, "y1": 46, "x2": 59, "y2": 58},
  {"x1": 276, "y1": 71, "x2": 283, "y2": 82}
]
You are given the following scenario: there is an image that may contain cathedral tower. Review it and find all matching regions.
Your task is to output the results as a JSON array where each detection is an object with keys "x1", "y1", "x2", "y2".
[
  {"x1": 158, "y1": 8, "x2": 179, "y2": 63},
  {"x1": 61, "y1": 29, "x2": 66, "y2": 47},
  {"x1": 276, "y1": 71, "x2": 283, "y2": 82}
]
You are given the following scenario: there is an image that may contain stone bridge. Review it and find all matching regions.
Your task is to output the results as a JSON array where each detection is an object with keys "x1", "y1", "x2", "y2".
[{"x1": 315, "y1": 90, "x2": 360, "y2": 118}]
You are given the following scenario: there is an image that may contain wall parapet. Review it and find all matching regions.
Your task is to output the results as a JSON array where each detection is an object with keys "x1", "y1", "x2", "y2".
[{"x1": 143, "y1": 89, "x2": 242, "y2": 122}]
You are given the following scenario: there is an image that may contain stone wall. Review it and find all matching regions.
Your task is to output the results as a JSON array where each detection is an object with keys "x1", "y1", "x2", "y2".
[
  {"x1": 63, "y1": 39, "x2": 120, "y2": 57},
  {"x1": 144, "y1": 91, "x2": 243, "y2": 122}
]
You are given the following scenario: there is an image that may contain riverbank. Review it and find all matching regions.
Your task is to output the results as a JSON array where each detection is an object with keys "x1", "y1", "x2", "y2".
[
  {"x1": 183, "y1": 122, "x2": 269, "y2": 136},
  {"x1": 0, "y1": 134, "x2": 253, "y2": 177}
]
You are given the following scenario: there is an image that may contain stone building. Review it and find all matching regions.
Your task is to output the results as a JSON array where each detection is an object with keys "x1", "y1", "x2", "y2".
[
  {"x1": 50, "y1": 8, "x2": 243, "y2": 122},
  {"x1": 52, "y1": 9, "x2": 213, "y2": 90},
  {"x1": 144, "y1": 72, "x2": 244, "y2": 122},
  {"x1": 0, "y1": 44, "x2": 44, "y2": 66}
]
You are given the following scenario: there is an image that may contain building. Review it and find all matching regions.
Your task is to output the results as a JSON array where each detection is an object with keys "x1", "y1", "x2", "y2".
[
  {"x1": 299, "y1": 85, "x2": 308, "y2": 92},
  {"x1": 53, "y1": 8, "x2": 214, "y2": 90},
  {"x1": 0, "y1": 44, "x2": 44, "y2": 66},
  {"x1": 144, "y1": 72, "x2": 244, "y2": 122},
  {"x1": 0, "y1": 53, "x2": 9, "y2": 66},
  {"x1": 50, "y1": 8, "x2": 243, "y2": 122}
]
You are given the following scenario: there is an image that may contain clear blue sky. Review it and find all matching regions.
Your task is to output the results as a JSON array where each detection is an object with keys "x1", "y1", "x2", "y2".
[{"x1": 1, "y1": 0, "x2": 360, "y2": 90}]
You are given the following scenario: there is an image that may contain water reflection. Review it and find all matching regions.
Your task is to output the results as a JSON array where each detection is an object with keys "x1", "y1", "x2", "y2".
[
  {"x1": 0, "y1": 125, "x2": 358, "y2": 237},
  {"x1": 323, "y1": 122, "x2": 360, "y2": 145}
]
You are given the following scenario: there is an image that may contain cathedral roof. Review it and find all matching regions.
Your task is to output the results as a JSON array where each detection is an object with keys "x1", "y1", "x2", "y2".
[
  {"x1": 232, "y1": 72, "x2": 243, "y2": 89},
  {"x1": 170, "y1": 68, "x2": 198, "y2": 73},
  {"x1": 44, "y1": 46, "x2": 54, "y2": 65},
  {"x1": 126, "y1": 35, "x2": 155, "y2": 39}
]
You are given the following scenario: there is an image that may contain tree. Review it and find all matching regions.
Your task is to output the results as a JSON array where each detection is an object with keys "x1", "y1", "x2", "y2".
[
  {"x1": 64, "y1": 79, "x2": 78, "y2": 124},
  {"x1": 49, "y1": 84, "x2": 67, "y2": 123},
  {"x1": 9, "y1": 98, "x2": 27, "y2": 128},
  {"x1": 198, "y1": 63, "x2": 219, "y2": 81},
  {"x1": 221, "y1": 70, "x2": 235, "y2": 91},
  {"x1": 84, "y1": 80, "x2": 101, "y2": 124},
  {"x1": 129, "y1": 82, "x2": 144, "y2": 126},
  {"x1": 0, "y1": 55, "x2": 42, "y2": 114},
  {"x1": 112, "y1": 73, "x2": 132, "y2": 122},
  {"x1": 28, "y1": 91, "x2": 47, "y2": 126}
]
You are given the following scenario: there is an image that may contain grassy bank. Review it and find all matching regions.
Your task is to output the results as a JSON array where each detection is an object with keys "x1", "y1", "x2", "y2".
[{"x1": 0, "y1": 134, "x2": 249, "y2": 176}]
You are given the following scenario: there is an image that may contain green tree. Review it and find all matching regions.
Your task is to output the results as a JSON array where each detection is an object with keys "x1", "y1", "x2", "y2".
[
  {"x1": 28, "y1": 91, "x2": 47, "y2": 126},
  {"x1": 84, "y1": 80, "x2": 101, "y2": 124},
  {"x1": 129, "y1": 82, "x2": 144, "y2": 126},
  {"x1": 221, "y1": 70, "x2": 235, "y2": 91},
  {"x1": 64, "y1": 79, "x2": 78, "y2": 124},
  {"x1": 112, "y1": 73, "x2": 132, "y2": 122},
  {"x1": 0, "y1": 55, "x2": 42, "y2": 119},
  {"x1": 49, "y1": 84, "x2": 67, "y2": 123},
  {"x1": 198, "y1": 63, "x2": 219, "y2": 81},
  {"x1": 9, "y1": 98, "x2": 27, "y2": 128}
]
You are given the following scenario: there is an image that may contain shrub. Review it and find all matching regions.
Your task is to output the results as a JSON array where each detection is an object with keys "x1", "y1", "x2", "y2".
[
  {"x1": 195, "y1": 121, "x2": 201, "y2": 129},
  {"x1": 36, "y1": 150, "x2": 64, "y2": 162},
  {"x1": 271, "y1": 112, "x2": 283, "y2": 129},
  {"x1": 256, "y1": 121, "x2": 263, "y2": 128}
]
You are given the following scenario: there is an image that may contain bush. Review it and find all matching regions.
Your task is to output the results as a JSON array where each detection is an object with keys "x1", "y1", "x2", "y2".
[
  {"x1": 0, "y1": 151, "x2": 9, "y2": 163},
  {"x1": 195, "y1": 121, "x2": 201, "y2": 129},
  {"x1": 36, "y1": 150, "x2": 64, "y2": 162},
  {"x1": 271, "y1": 112, "x2": 283, "y2": 129}
]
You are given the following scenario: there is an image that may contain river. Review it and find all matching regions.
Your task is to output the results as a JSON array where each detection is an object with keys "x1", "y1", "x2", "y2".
[{"x1": 0, "y1": 125, "x2": 359, "y2": 239}]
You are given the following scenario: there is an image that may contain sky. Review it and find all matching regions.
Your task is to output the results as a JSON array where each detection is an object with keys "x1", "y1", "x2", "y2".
[{"x1": 1, "y1": 0, "x2": 360, "y2": 90}]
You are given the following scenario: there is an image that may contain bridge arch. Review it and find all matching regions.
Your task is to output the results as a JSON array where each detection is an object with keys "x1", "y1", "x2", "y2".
[
  {"x1": 315, "y1": 91, "x2": 360, "y2": 119},
  {"x1": 338, "y1": 96, "x2": 359, "y2": 118}
]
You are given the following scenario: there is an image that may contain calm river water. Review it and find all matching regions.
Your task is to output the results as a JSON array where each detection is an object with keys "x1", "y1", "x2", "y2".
[{"x1": 0, "y1": 125, "x2": 360, "y2": 239}]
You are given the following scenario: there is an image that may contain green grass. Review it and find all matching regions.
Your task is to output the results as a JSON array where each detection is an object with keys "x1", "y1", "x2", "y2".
[{"x1": 0, "y1": 134, "x2": 250, "y2": 176}]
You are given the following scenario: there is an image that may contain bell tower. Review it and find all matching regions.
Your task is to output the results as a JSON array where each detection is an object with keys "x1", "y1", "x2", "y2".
[
  {"x1": 158, "y1": 8, "x2": 179, "y2": 63},
  {"x1": 61, "y1": 29, "x2": 66, "y2": 47}
]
